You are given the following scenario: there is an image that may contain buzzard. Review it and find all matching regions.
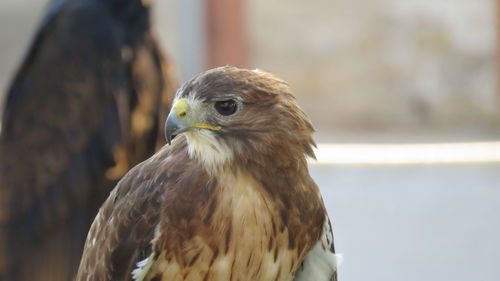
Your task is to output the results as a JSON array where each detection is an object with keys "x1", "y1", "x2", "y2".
[
  {"x1": 0, "y1": 0, "x2": 175, "y2": 280},
  {"x1": 76, "y1": 67, "x2": 341, "y2": 281}
]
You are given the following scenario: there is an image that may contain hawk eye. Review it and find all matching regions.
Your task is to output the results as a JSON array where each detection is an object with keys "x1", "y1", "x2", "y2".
[{"x1": 214, "y1": 100, "x2": 237, "y2": 116}]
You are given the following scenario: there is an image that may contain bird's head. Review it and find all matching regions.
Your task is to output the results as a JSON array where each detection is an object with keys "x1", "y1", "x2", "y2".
[
  {"x1": 101, "y1": 0, "x2": 152, "y2": 34},
  {"x1": 165, "y1": 66, "x2": 316, "y2": 172}
]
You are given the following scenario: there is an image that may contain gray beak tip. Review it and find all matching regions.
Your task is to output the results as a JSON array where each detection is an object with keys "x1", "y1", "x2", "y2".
[{"x1": 165, "y1": 111, "x2": 188, "y2": 145}]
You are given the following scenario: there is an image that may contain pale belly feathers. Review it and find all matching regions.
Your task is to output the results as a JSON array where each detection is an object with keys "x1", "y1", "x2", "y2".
[{"x1": 134, "y1": 172, "x2": 303, "y2": 281}]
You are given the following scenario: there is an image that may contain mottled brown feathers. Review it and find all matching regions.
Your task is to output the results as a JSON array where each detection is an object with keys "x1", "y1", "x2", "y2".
[
  {"x1": 0, "y1": 0, "x2": 176, "y2": 280},
  {"x1": 76, "y1": 67, "x2": 329, "y2": 281}
]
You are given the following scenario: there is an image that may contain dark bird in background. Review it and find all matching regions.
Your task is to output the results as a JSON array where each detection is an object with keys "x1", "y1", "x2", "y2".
[
  {"x1": 76, "y1": 67, "x2": 341, "y2": 281},
  {"x1": 0, "y1": 0, "x2": 176, "y2": 280}
]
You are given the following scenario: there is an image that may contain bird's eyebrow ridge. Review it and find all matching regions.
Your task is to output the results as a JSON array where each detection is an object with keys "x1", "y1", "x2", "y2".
[{"x1": 203, "y1": 95, "x2": 244, "y2": 103}]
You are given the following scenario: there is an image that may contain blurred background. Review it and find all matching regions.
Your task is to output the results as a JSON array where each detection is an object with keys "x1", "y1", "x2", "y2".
[{"x1": 1, "y1": 0, "x2": 500, "y2": 281}]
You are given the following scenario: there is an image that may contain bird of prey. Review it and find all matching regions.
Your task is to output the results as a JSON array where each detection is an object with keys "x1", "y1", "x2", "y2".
[
  {"x1": 76, "y1": 67, "x2": 340, "y2": 281},
  {"x1": 0, "y1": 0, "x2": 176, "y2": 280}
]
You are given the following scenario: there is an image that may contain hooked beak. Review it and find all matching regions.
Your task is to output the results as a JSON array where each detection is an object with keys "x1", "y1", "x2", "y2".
[
  {"x1": 164, "y1": 98, "x2": 223, "y2": 145},
  {"x1": 165, "y1": 99, "x2": 190, "y2": 145}
]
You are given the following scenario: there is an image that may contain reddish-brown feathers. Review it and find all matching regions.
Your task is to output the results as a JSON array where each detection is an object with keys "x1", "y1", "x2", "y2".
[{"x1": 76, "y1": 67, "x2": 327, "y2": 281}]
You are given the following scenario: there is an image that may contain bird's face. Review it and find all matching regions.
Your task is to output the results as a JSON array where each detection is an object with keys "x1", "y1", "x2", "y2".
[
  {"x1": 165, "y1": 67, "x2": 315, "y2": 171},
  {"x1": 165, "y1": 96, "x2": 242, "y2": 145}
]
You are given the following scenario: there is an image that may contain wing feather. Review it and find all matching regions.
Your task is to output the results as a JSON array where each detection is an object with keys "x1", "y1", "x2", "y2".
[
  {"x1": 293, "y1": 216, "x2": 341, "y2": 281},
  {"x1": 76, "y1": 146, "x2": 175, "y2": 281}
]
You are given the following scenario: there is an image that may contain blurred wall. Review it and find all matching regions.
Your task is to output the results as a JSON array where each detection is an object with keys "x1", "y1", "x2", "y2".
[
  {"x1": 0, "y1": 0, "x2": 46, "y2": 121},
  {"x1": 155, "y1": 0, "x2": 206, "y2": 82},
  {"x1": 248, "y1": 0, "x2": 499, "y2": 135}
]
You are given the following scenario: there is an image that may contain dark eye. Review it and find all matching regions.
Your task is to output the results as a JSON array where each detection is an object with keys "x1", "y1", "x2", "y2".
[{"x1": 214, "y1": 100, "x2": 237, "y2": 116}]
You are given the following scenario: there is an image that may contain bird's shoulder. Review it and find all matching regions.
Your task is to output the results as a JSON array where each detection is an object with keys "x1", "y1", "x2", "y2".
[
  {"x1": 293, "y1": 215, "x2": 341, "y2": 281},
  {"x1": 76, "y1": 142, "x2": 188, "y2": 281}
]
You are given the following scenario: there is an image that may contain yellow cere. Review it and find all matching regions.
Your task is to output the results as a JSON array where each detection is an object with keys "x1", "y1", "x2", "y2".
[
  {"x1": 172, "y1": 99, "x2": 221, "y2": 131},
  {"x1": 173, "y1": 99, "x2": 190, "y2": 120}
]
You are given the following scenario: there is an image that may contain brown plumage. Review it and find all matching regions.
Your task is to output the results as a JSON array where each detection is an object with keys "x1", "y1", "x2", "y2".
[
  {"x1": 76, "y1": 67, "x2": 340, "y2": 281},
  {"x1": 0, "y1": 0, "x2": 176, "y2": 280}
]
